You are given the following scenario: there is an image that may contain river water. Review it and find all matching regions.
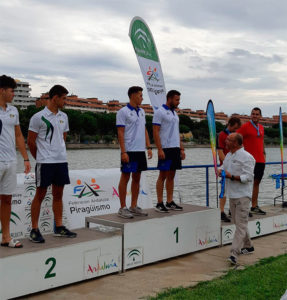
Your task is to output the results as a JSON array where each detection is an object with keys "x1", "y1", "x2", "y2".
[{"x1": 16, "y1": 147, "x2": 284, "y2": 208}]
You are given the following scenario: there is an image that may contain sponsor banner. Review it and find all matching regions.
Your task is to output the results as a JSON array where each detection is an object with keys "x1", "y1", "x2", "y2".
[
  {"x1": 0, "y1": 169, "x2": 152, "y2": 238},
  {"x1": 129, "y1": 16, "x2": 166, "y2": 110},
  {"x1": 64, "y1": 169, "x2": 152, "y2": 229},
  {"x1": 0, "y1": 173, "x2": 52, "y2": 239}
]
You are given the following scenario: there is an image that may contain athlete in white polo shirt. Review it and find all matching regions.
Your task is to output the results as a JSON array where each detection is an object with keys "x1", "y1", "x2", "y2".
[
  {"x1": 28, "y1": 85, "x2": 76, "y2": 243},
  {"x1": 116, "y1": 86, "x2": 152, "y2": 218},
  {"x1": 0, "y1": 75, "x2": 31, "y2": 248},
  {"x1": 153, "y1": 90, "x2": 185, "y2": 212}
]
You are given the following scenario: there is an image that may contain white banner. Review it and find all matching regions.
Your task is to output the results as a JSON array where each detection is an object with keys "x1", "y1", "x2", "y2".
[
  {"x1": 0, "y1": 169, "x2": 152, "y2": 239},
  {"x1": 63, "y1": 169, "x2": 152, "y2": 229},
  {"x1": 129, "y1": 16, "x2": 166, "y2": 110}
]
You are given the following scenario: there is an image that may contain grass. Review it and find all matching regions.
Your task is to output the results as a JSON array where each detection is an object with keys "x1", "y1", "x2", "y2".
[{"x1": 149, "y1": 254, "x2": 287, "y2": 300}]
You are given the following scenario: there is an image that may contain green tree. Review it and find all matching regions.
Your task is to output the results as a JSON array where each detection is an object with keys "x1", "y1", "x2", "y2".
[
  {"x1": 179, "y1": 124, "x2": 190, "y2": 133},
  {"x1": 179, "y1": 114, "x2": 194, "y2": 131}
]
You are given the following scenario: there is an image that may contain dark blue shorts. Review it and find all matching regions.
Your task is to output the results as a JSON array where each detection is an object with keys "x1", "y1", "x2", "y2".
[
  {"x1": 35, "y1": 163, "x2": 70, "y2": 187},
  {"x1": 121, "y1": 151, "x2": 147, "y2": 173},
  {"x1": 157, "y1": 147, "x2": 182, "y2": 171}
]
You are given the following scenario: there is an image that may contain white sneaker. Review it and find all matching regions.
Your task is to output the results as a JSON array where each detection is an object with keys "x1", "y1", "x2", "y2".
[
  {"x1": 118, "y1": 207, "x2": 134, "y2": 219},
  {"x1": 129, "y1": 206, "x2": 148, "y2": 216}
]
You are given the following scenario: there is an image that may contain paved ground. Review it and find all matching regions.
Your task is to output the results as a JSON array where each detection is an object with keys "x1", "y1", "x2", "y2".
[{"x1": 25, "y1": 230, "x2": 287, "y2": 300}]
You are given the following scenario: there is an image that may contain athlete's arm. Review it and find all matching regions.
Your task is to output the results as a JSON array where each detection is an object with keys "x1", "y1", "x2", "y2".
[
  {"x1": 153, "y1": 124, "x2": 165, "y2": 160},
  {"x1": 27, "y1": 130, "x2": 38, "y2": 160},
  {"x1": 63, "y1": 132, "x2": 68, "y2": 141},
  {"x1": 145, "y1": 129, "x2": 152, "y2": 159},
  {"x1": 117, "y1": 126, "x2": 129, "y2": 163},
  {"x1": 218, "y1": 149, "x2": 225, "y2": 162},
  {"x1": 15, "y1": 125, "x2": 31, "y2": 174}
]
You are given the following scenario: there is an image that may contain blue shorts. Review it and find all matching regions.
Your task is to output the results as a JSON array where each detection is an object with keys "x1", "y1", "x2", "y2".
[
  {"x1": 35, "y1": 163, "x2": 70, "y2": 187},
  {"x1": 121, "y1": 151, "x2": 147, "y2": 173},
  {"x1": 157, "y1": 148, "x2": 182, "y2": 171}
]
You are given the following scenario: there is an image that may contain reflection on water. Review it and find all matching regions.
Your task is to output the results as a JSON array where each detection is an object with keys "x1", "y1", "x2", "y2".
[{"x1": 17, "y1": 147, "x2": 284, "y2": 208}]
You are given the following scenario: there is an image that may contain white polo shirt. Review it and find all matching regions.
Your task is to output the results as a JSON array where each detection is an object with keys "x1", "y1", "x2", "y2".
[
  {"x1": 0, "y1": 105, "x2": 19, "y2": 162},
  {"x1": 152, "y1": 104, "x2": 180, "y2": 148},
  {"x1": 29, "y1": 107, "x2": 69, "y2": 163},
  {"x1": 116, "y1": 103, "x2": 146, "y2": 152},
  {"x1": 222, "y1": 147, "x2": 255, "y2": 199}
]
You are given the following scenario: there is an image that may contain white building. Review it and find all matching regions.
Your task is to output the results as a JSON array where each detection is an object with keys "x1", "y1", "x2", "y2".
[{"x1": 12, "y1": 80, "x2": 36, "y2": 109}]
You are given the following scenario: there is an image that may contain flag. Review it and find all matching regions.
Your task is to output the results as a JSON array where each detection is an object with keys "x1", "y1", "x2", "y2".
[
  {"x1": 206, "y1": 100, "x2": 218, "y2": 176},
  {"x1": 279, "y1": 107, "x2": 284, "y2": 178},
  {"x1": 129, "y1": 16, "x2": 166, "y2": 110}
]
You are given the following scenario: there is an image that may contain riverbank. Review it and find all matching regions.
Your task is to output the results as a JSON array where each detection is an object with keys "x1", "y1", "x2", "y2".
[
  {"x1": 66, "y1": 143, "x2": 279, "y2": 150},
  {"x1": 66, "y1": 143, "x2": 209, "y2": 150}
]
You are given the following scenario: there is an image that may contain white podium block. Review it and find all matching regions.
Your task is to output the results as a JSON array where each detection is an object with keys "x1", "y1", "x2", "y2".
[
  {"x1": 86, "y1": 204, "x2": 221, "y2": 270},
  {"x1": 221, "y1": 205, "x2": 287, "y2": 245},
  {"x1": 273, "y1": 213, "x2": 287, "y2": 232},
  {"x1": 0, "y1": 229, "x2": 121, "y2": 300}
]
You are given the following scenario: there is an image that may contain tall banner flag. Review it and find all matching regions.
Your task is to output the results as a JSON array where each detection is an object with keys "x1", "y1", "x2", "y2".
[
  {"x1": 129, "y1": 16, "x2": 166, "y2": 110},
  {"x1": 206, "y1": 100, "x2": 218, "y2": 177},
  {"x1": 279, "y1": 107, "x2": 284, "y2": 186}
]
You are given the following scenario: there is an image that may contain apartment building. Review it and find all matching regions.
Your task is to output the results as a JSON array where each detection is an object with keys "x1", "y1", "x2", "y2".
[
  {"x1": 34, "y1": 92, "x2": 281, "y2": 127},
  {"x1": 13, "y1": 80, "x2": 36, "y2": 109}
]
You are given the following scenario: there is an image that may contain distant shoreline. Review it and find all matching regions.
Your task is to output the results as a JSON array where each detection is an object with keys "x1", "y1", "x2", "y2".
[{"x1": 66, "y1": 143, "x2": 279, "y2": 150}]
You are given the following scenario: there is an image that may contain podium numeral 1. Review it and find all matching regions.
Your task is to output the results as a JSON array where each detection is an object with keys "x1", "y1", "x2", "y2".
[
  {"x1": 45, "y1": 257, "x2": 56, "y2": 279},
  {"x1": 174, "y1": 227, "x2": 179, "y2": 243}
]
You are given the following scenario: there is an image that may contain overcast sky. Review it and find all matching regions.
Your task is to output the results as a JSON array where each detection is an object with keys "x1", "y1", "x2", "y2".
[{"x1": 1, "y1": 0, "x2": 287, "y2": 117}]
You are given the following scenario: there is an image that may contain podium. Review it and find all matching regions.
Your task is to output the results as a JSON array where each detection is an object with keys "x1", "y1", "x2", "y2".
[
  {"x1": 221, "y1": 205, "x2": 287, "y2": 244},
  {"x1": 0, "y1": 228, "x2": 122, "y2": 300},
  {"x1": 86, "y1": 204, "x2": 221, "y2": 270}
]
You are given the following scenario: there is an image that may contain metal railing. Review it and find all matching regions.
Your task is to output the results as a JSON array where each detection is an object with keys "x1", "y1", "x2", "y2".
[{"x1": 147, "y1": 161, "x2": 287, "y2": 207}]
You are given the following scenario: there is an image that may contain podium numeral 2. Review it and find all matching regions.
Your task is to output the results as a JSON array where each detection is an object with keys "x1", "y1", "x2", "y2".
[
  {"x1": 174, "y1": 227, "x2": 179, "y2": 243},
  {"x1": 45, "y1": 257, "x2": 56, "y2": 279}
]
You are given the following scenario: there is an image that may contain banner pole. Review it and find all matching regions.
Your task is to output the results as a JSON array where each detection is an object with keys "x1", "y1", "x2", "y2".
[{"x1": 206, "y1": 99, "x2": 218, "y2": 207}]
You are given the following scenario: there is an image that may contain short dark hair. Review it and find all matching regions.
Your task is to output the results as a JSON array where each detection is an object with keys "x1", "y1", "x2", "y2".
[
  {"x1": 235, "y1": 133, "x2": 243, "y2": 146},
  {"x1": 0, "y1": 75, "x2": 16, "y2": 89},
  {"x1": 167, "y1": 90, "x2": 181, "y2": 100},
  {"x1": 227, "y1": 116, "x2": 241, "y2": 127},
  {"x1": 252, "y1": 107, "x2": 262, "y2": 116},
  {"x1": 128, "y1": 86, "x2": 143, "y2": 98},
  {"x1": 49, "y1": 85, "x2": 69, "y2": 99}
]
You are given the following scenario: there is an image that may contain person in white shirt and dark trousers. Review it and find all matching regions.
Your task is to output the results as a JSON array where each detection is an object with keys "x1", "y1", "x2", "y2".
[{"x1": 219, "y1": 132, "x2": 255, "y2": 265}]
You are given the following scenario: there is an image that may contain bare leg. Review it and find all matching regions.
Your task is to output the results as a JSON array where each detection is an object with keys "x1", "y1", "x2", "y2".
[
  {"x1": 166, "y1": 170, "x2": 176, "y2": 203},
  {"x1": 118, "y1": 173, "x2": 130, "y2": 208},
  {"x1": 52, "y1": 185, "x2": 64, "y2": 227},
  {"x1": 156, "y1": 171, "x2": 167, "y2": 203},
  {"x1": 31, "y1": 187, "x2": 47, "y2": 229},
  {"x1": 220, "y1": 196, "x2": 227, "y2": 213},
  {"x1": 0, "y1": 195, "x2": 12, "y2": 243},
  {"x1": 252, "y1": 179, "x2": 260, "y2": 208},
  {"x1": 131, "y1": 172, "x2": 141, "y2": 208}
]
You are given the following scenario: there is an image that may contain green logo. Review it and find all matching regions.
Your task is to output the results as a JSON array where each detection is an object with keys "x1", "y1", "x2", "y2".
[
  {"x1": 130, "y1": 19, "x2": 159, "y2": 61},
  {"x1": 128, "y1": 249, "x2": 141, "y2": 261},
  {"x1": 25, "y1": 185, "x2": 36, "y2": 196},
  {"x1": 41, "y1": 116, "x2": 54, "y2": 143},
  {"x1": 224, "y1": 228, "x2": 233, "y2": 239}
]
